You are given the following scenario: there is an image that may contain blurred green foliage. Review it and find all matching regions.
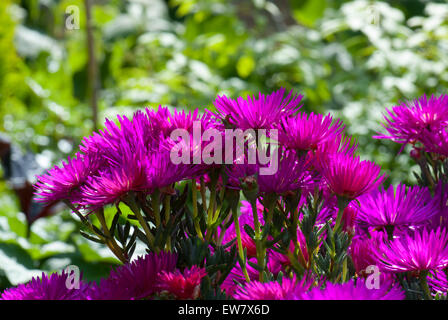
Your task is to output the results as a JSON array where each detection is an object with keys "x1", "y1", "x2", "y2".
[{"x1": 0, "y1": 0, "x2": 448, "y2": 287}]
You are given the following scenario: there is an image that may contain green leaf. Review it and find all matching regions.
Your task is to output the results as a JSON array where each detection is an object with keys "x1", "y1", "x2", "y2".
[
  {"x1": 292, "y1": 0, "x2": 327, "y2": 27},
  {"x1": 236, "y1": 55, "x2": 255, "y2": 78}
]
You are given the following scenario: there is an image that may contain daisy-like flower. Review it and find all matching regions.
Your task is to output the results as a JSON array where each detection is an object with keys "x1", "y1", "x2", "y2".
[
  {"x1": 34, "y1": 152, "x2": 100, "y2": 204},
  {"x1": 90, "y1": 252, "x2": 177, "y2": 300},
  {"x1": 420, "y1": 127, "x2": 448, "y2": 157},
  {"x1": 356, "y1": 183, "x2": 439, "y2": 233},
  {"x1": 301, "y1": 279, "x2": 405, "y2": 300},
  {"x1": 349, "y1": 231, "x2": 386, "y2": 276},
  {"x1": 278, "y1": 112, "x2": 344, "y2": 151},
  {"x1": 313, "y1": 133, "x2": 357, "y2": 173},
  {"x1": 427, "y1": 270, "x2": 448, "y2": 296},
  {"x1": 375, "y1": 227, "x2": 448, "y2": 273},
  {"x1": 257, "y1": 149, "x2": 315, "y2": 195},
  {"x1": 226, "y1": 148, "x2": 315, "y2": 195},
  {"x1": 166, "y1": 108, "x2": 223, "y2": 135},
  {"x1": 1, "y1": 271, "x2": 89, "y2": 300},
  {"x1": 213, "y1": 88, "x2": 303, "y2": 130},
  {"x1": 156, "y1": 266, "x2": 207, "y2": 299},
  {"x1": 233, "y1": 276, "x2": 312, "y2": 300},
  {"x1": 79, "y1": 143, "x2": 197, "y2": 209},
  {"x1": 323, "y1": 153, "x2": 386, "y2": 200},
  {"x1": 374, "y1": 94, "x2": 448, "y2": 149},
  {"x1": 431, "y1": 182, "x2": 448, "y2": 230},
  {"x1": 79, "y1": 144, "x2": 149, "y2": 209}
]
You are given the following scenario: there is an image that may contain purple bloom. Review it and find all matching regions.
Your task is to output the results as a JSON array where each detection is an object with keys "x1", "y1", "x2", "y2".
[
  {"x1": 427, "y1": 270, "x2": 448, "y2": 296},
  {"x1": 1, "y1": 271, "x2": 89, "y2": 300},
  {"x1": 313, "y1": 133, "x2": 357, "y2": 173},
  {"x1": 233, "y1": 276, "x2": 312, "y2": 300},
  {"x1": 420, "y1": 127, "x2": 448, "y2": 157},
  {"x1": 322, "y1": 153, "x2": 387, "y2": 200},
  {"x1": 79, "y1": 144, "x2": 197, "y2": 210},
  {"x1": 257, "y1": 150, "x2": 315, "y2": 195},
  {"x1": 375, "y1": 227, "x2": 448, "y2": 273},
  {"x1": 301, "y1": 279, "x2": 405, "y2": 300},
  {"x1": 213, "y1": 88, "x2": 303, "y2": 130},
  {"x1": 431, "y1": 182, "x2": 448, "y2": 230},
  {"x1": 226, "y1": 148, "x2": 315, "y2": 195},
  {"x1": 356, "y1": 183, "x2": 439, "y2": 232},
  {"x1": 349, "y1": 231, "x2": 387, "y2": 276},
  {"x1": 79, "y1": 144, "x2": 149, "y2": 209},
  {"x1": 156, "y1": 266, "x2": 207, "y2": 299},
  {"x1": 87, "y1": 252, "x2": 177, "y2": 300},
  {"x1": 278, "y1": 112, "x2": 344, "y2": 151},
  {"x1": 34, "y1": 153, "x2": 100, "y2": 204},
  {"x1": 374, "y1": 94, "x2": 448, "y2": 149}
]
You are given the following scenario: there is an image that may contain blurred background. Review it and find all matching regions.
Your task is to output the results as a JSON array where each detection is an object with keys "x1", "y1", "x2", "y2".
[{"x1": 0, "y1": 0, "x2": 447, "y2": 289}]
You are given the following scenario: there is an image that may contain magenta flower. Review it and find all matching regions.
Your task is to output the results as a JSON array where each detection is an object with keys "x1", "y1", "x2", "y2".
[
  {"x1": 323, "y1": 153, "x2": 386, "y2": 199},
  {"x1": 301, "y1": 279, "x2": 405, "y2": 300},
  {"x1": 375, "y1": 227, "x2": 448, "y2": 273},
  {"x1": 156, "y1": 266, "x2": 207, "y2": 299},
  {"x1": 233, "y1": 276, "x2": 312, "y2": 300},
  {"x1": 213, "y1": 88, "x2": 303, "y2": 130},
  {"x1": 86, "y1": 278, "x2": 136, "y2": 300},
  {"x1": 313, "y1": 133, "x2": 358, "y2": 173},
  {"x1": 79, "y1": 144, "x2": 197, "y2": 210},
  {"x1": 427, "y1": 270, "x2": 448, "y2": 296},
  {"x1": 278, "y1": 112, "x2": 344, "y2": 151},
  {"x1": 420, "y1": 127, "x2": 448, "y2": 157},
  {"x1": 431, "y1": 182, "x2": 448, "y2": 230},
  {"x1": 349, "y1": 231, "x2": 387, "y2": 276},
  {"x1": 226, "y1": 148, "x2": 315, "y2": 195},
  {"x1": 374, "y1": 94, "x2": 448, "y2": 149},
  {"x1": 257, "y1": 150, "x2": 315, "y2": 195},
  {"x1": 88, "y1": 252, "x2": 177, "y2": 300},
  {"x1": 79, "y1": 145, "x2": 149, "y2": 209},
  {"x1": 1, "y1": 271, "x2": 89, "y2": 300},
  {"x1": 34, "y1": 152, "x2": 100, "y2": 204},
  {"x1": 356, "y1": 183, "x2": 439, "y2": 232}
]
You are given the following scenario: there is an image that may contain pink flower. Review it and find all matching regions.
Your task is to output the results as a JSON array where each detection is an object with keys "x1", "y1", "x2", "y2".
[
  {"x1": 323, "y1": 153, "x2": 386, "y2": 199},
  {"x1": 156, "y1": 266, "x2": 207, "y2": 299},
  {"x1": 213, "y1": 88, "x2": 302, "y2": 130}
]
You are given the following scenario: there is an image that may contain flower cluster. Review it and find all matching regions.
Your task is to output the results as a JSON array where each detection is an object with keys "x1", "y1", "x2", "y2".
[{"x1": 3, "y1": 89, "x2": 448, "y2": 300}]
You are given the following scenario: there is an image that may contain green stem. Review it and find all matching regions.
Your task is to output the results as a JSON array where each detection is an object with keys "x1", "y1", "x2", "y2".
[
  {"x1": 205, "y1": 179, "x2": 218, "y2": 242},
  {"x1": 95, "y1": 209, "x2": 127, "y2": 263},
  {"x1": 191, "y1": 180, "x2": 204, "y2": 240},
  {"x1": 164, "y1": 194, "x2": 171, "y2": 251},
  {"x1": 333, "y1": 196, "x2": 349, "y2": 232},
  {"x1": 152, "y1": 189, "x2": 161, "y2": 228},
  {"x1": 419, "y1": 271, "x2": 432, "y2": 300},
  {"x1": 163, "y1": 194, "x2": 170, "y2": 223},
  {"x1": 200, "y1": 176, "x2": 207, "y2": 212},
  {"x1": 127, "y1": 195, "x2": 156, "y2": 252},
  {"x1": 232, "y1": 209, "x2": 251, "y2": 282},
  {"x1": 250, "y1": 199, "x2": 264, "y2": 281}
]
